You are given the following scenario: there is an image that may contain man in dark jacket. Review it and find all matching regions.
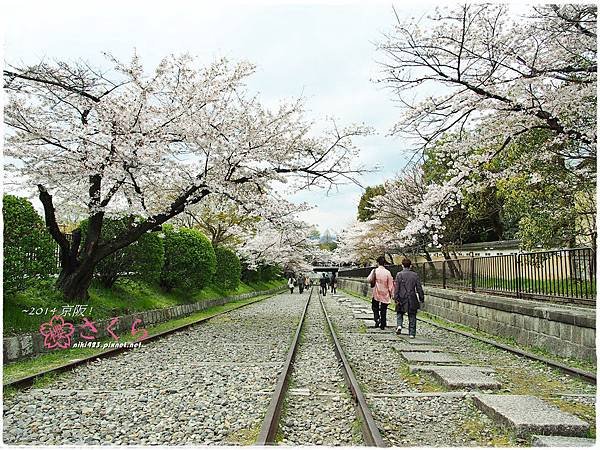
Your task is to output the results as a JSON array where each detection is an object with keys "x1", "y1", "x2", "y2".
[
  {"x1": 298, "y1": 274, "x2": 305, "y2": 294},
  {"x1": 393, "y1": 257, "x2": 425, "y2": 338},
  {"x1": 319, "y1": 273, "x2": 329, "y2": 296}
]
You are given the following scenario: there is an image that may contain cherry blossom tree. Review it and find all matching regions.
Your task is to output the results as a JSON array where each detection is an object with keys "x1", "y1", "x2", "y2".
[
  {"x1": 171, "y1": 194, "x2": 257, "y2": 248},
  {"x1": 377, "y1": 4, "x2": 596, "y2": 247},
  {"x1": 237, "y1": 217, "x2": 315, "y2": 273},
  {"x1": 4, "y1": 53, "x2": 369, "y2": 299},
  {"x1": 333, "y1": 220, "x2": 393, "y2": 266}
]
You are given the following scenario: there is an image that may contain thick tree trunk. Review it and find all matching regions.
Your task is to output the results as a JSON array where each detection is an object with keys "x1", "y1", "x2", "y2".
[
  {"x1": 56, "y1": 260, "x2": 96, "y2": 300},
  {"x1": 423, "y1": 249, "x2": 438, "y2": 277},
  {"x1": 442, "y1": 250, "x2": 459, "y2": 279},
  {"x1": 451, "y1": 251, "x2": 465, "y2": 278}
]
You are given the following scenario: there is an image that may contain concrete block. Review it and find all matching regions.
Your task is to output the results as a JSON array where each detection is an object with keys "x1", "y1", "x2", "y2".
[
  {"x1": 18, "y1": 334, "x2": 33, "y2": 357},
  {"x1": 397, "y1": 336, "x2": 433, "y2": 345},
  {"x1": 4, "y1": 337, "x2": 20, "y2": 361},
  {"x1": 410, "y1": 364, "x2": 495, "y2": 374},
  {"x1": 538, "y1": 318, "x2": 551, "y2": 335},
  {"x1": 531, "y1": 435, "x2": 595, "y2": 447},
  {"x1": 400, "y1": 352, "x2": 460, "y2": 364},
  {"x1": 559, "y1": 323, "x2": 573, "y2": 341},
  {"x1": 413, "y1": 365, "x2": 501, "y2": 390},
  {"x1": 548, "y1": 321, "x2": 561, "y2": 338},
  {"x1": 392, "y1": 344, "x2": 442, "y2": 352},
  {"x1": 581, "y1": 328, "x2": 595, "y2": 348},
  {"x1": 32, "y1": 332, "x2": 45, "y2": 353},
  {"x1": 473, "y1": 394, "x2": 589, "y2": 438}
]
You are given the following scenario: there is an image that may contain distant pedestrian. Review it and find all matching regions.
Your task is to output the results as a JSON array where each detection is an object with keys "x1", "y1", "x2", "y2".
[
  {"x1": 394, "y1": 257, "x2": 425, "y2": 338},
  {"x1": 288, "y1": 276, "x2": 296, "y2": 294},
  {"x1": 305, "y1": 275, "x2": 311, "y2": 288},
  {"x1": 319, "y1": 273, "x2": 328, "y2": 296},
  {"x1": 366, "y1": 256, "x2": 394, "y2": 330},
  {"x1": 299, "y1": 274, "x2": 305, "y2": 294},
  {"x1": 330, "y1": 276, "x2": 337, "y2": 294}
]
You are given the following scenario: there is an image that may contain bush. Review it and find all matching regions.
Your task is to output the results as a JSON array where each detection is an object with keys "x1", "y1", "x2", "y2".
[
  {"x1": 160, "y1": 226, "x2": 216, "y2": 291},
  {"x1": 80, "y1": 217, "x2": 165, "y2": 288},
  {"x1": 241, "y1": 262, "x2": 282, "y2": 284},
  {"x1": 213, "y1": 246, "x2": 241, "y2": 291},
  {"x1": 260, "y1": 264, "x2": 282, "y2": 281},
  {"x1": 3, "y1": 195, "x2": 57, "y2": 293}
]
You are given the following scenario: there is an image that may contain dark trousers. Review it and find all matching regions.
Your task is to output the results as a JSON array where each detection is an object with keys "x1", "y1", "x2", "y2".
[
  {"x1": 299, "y1": 285, "x2": 304, "y2": 294},
  {"x1": 397, "y1": 312, "x2": 417, "y2": 336},
  {"x1": 289, "y1": 287, "x2": 294, "y2": 294},
  {"x1": 371, "y1": 299, "x2": 388, "y2": 329},
  {"x1": 320, "y1": 285, "x2": 327, "y2": 296}
]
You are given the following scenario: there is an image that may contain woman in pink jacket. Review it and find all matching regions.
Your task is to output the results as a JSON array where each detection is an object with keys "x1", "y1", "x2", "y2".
[{"x1": 366, "y1": 256, "x2": 395, "y2": 330}]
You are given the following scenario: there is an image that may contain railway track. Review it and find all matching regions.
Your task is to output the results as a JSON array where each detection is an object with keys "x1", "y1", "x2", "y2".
[
  {"x1": 256, "y1": 287, "x2": 385, "y2": 446},
  {"x1": 326, "y1": 291, "x2": 595, "y2": 446},
  {"x1": 3, "y1": 291, "x2": 308, "y2": 445},
  {"x1": 4, "y1": 290, "x2": 284, "y2": 391},
  {"x1": 416, "y1": 316, "x2": 596, "y2": 382},
  {"x1": 340, "y1": 289, "x2": 595, "y2": 383},
  {"x1": 4, "y1": 288, "x2": 594, "y2": 446}
]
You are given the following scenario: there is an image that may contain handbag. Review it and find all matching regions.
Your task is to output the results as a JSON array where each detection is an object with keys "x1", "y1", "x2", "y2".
[{"x1": 369, "y1": 268, "x2": 376, "y2": 288}]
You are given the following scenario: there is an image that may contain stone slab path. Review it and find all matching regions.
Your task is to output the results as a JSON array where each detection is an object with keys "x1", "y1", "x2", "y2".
[
  {"x1": 393, "y1": 344, "x2": 442, "y2": 352},
  {"x1": 531, "y1": 435, "x2": 596, "y2": 447},
  {"x1": 410, "y1": 365, "x2": 501, "y2": 390},
  {"x1": 400, "y1": 351, "x2": 461, "y2": 364},
  {"x1": 473, "y1": 394, "x2": 590, "y2": 438}
]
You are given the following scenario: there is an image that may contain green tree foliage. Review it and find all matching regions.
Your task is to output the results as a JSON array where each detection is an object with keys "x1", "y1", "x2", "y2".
[
  {"x1": 3, "y1": 195, "x2": 56, "y2": 293},
  {"x1": 422, "y1": 128, "x2": 596, "y2": 250},
  {"x1": 213, "y1": 246, "x2": 242, "y2": 291},
  {"x1": 494, "y1": 130, "x2": 596, "y2": 250},
  {"x1": 80, "y1": 217, "x2": 165, "y2": 288},
  {"x1": 422, "y1": 139, "x2": 516, "y2": 245},
  {"x1": 160, "y1": 226, "x2": 217, "y2": 291},
  {"x1": 241, "y1": 262, "x2": 282, "y2": 283},
  {"x1": 357, "y1": 185, "x2": 385, "y2": 221},
  {"x1": 308, "y1": 225, "x2": 321, "y2": 241}
]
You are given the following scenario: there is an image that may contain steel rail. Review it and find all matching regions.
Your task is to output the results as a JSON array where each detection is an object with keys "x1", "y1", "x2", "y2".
[
  {"x1": 417, "y1": 316, "x2": 597, "y2": 383},
  {"x1": 317, "y1": 290, "x2": 386, "y2": 447},
  {"x1": 5, "y1": 289, "x2": 285, "y2": 390},
  {"x1": 339, "y1": 289, "x2": 596, "y2": 384},
  {"x1": 255, "y1": 287, "x2": 313, "y2": 445}
]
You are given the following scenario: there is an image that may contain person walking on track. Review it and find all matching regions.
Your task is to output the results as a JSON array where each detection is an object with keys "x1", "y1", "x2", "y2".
[
  {"x1": 330, "y1": 274, "x2": 337, "y2": 294},
  {"x1": 288, "y1": 276, "x2": 296, "y2": 294},
  {"x1": 393, "y1": 257, "x2": 425, "y2": 338},
  {"x1": 319, "y1": 273, "x2": 329, "y2": 296},
  {"x1": 298, "y1": 274, "x2": 305, "y2": 294},
  {"x1": 366, "y1": 256, "x2": 395, "y2": 330}
]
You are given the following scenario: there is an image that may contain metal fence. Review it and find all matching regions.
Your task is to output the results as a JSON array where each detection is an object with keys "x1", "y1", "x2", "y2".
[{"x1": 338, "y1": 247, "x2": 596, "y2": 306}]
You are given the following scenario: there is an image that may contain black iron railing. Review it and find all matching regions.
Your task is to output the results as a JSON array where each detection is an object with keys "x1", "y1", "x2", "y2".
[{"x1": 338, "y1": 247, "x2": 596, "y2": 306}]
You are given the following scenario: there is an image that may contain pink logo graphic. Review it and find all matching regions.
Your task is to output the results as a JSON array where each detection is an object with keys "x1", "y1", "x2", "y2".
[
  {"x1": 39, "y1": 315, "x2": 75, "y2": 349},
  {"x1": 131, "y1": 318, "x2": 149, "y2": 342},
  {"x1": 79, "y1": 317, "x2": 99, "y2": 340},
  {"x1": 39, "y1": 315, "x2": 149, "y2": 350},
  {"x1": 106, "y1": 317, "x2": 120, "y2": 341}
]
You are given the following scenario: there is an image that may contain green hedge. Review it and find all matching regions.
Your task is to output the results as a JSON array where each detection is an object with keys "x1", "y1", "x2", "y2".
[
  {"x1": 160, "y1": 226, "x2": 217, "y2": 291},
  {"x1": 213, "y1": 246, "x2": 242, "y2": 290},
  {"x1": 3, "y1": 195, "x2": 56, "y2": 293},
  {"x1": 241, "y1": 262, "x2": 282, "y2": 284},
  {"x1": 80, "y1": 217, "x2": 165, "y2": 288}
]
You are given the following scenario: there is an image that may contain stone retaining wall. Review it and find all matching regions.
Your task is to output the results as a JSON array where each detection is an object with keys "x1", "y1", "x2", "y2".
[
  {"x1": 337, "y1": 277, "x2": 596, "y2": 361},
  {"x1": 3, "y1": 286, "x2": 285, "y2": 363}
]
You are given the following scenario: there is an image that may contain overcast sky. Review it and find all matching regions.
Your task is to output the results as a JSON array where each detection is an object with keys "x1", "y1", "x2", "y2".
[{"x1": 3, "y1": 0, "x2": 441, "y2": 234}]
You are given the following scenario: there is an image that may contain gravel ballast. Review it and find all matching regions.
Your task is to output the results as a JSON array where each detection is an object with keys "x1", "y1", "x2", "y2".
[
  {"x1": 278, "y1": 291, "x2": 361, "y2": 446},
  {"x1": 3, "y1": 293, "x2": 305, "y2": 445}
]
